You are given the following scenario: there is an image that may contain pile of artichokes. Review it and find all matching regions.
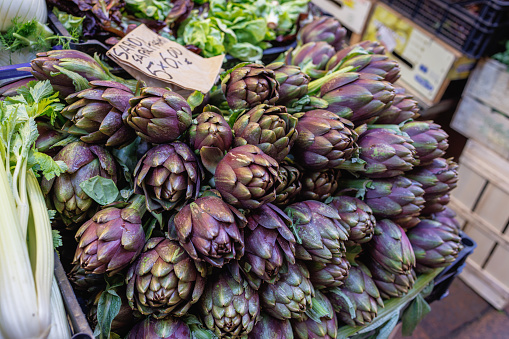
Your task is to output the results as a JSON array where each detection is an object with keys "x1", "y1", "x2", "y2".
[{"x1": 14, "y1": 15, "x2": 465, "y2": 339}]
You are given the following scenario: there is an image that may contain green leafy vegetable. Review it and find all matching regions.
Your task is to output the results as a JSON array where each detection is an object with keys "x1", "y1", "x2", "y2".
[
  {"x1": 52, "y1": 8, "x2": 85, "y2": 40},
  {"x1": 79, "y1": 176, "x2": 120, "y2": 205}
]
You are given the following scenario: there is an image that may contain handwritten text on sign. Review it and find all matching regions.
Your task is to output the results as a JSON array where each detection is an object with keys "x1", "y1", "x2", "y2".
[{"x1": 107, "y1": 25, "x2": 224, "y2": 93}]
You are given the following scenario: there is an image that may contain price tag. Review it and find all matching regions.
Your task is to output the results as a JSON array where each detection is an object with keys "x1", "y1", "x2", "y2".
[{"x1": 107, "y1": 25, "x2": 225, "y2": 93}]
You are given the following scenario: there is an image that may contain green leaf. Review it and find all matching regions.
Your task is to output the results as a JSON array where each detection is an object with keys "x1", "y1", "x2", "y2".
[
  {"x1": 183, "y1": 314, "x2": 218, "y2": 339},
  {"x1": 401, "y1": 294, "x2": 431, "y2": 336},
  {"x1": 328, "y1": 287, "x2": 356, "y2": 319},
  {"x1": 305, "y1": 291, "x2": 333, "y2": 323},
  {"x1": 30, "y1": 152, "x2": 68, "y2": 180},
  {"x1": 187, "y1": 91, "x2": 205, "y2": 111},
  {"x1": 95, "y1": 290, "x2": 121, "y2": 339},
  {"x1": 79, "y1": 176, "x2": 120, "y2": 205},
  {"x1": 112, "y1": 138, "x2": 140, "y2": 185},
  {"x1": 228, "y1": 42, "x2": 263, "y2": 62},
  {"x1": 52, "y1": 229, "x2": 63, "y2": 249},
  {"x1": 53, "y1": 65, "x2": 90, "y2": 92},
  {"x1": 375, "y1": 311, "x2": 400, "y2": 339}
]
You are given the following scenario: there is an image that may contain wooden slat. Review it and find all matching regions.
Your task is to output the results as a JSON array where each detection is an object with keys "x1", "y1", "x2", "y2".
[
  {"x1": 462, "y1": 224, "x2": 497, "y2": 266},
  {"x1": 460, "y1": 260, "x2": 509, "y2": 310},
  {"x1": 483, "y1": 245, "x2": 509, "y2": 288},
  {"x1": 450, "y1": 197, "x2": 509, "y2": 251},
  {"x1": 473, "y1": 183, "x2": 509, "y2": 232},
  {"x1": 452, "y1": 165, "x2": 487, "y2": 209},
  {"x1": 459, "y1": 140, "x2": 509, "y2": 194}
]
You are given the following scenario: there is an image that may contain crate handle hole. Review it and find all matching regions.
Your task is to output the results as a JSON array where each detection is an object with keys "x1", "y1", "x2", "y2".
[{"x1": 462, "y1": 238, "x2": 474, "y2": 247}]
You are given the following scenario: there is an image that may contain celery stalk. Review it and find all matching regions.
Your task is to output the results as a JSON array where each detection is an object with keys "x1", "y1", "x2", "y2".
[{"x1": 48, "y1": 276, "x2": 72, "y2": 339}]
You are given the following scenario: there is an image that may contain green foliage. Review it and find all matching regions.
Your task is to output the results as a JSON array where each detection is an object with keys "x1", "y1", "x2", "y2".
[
  {"x1": 79, "y1": 176, "x2": 120, "y2": 206},
  {"x1": 493, "y1": 41, "x2": 509, "y2": 68}
]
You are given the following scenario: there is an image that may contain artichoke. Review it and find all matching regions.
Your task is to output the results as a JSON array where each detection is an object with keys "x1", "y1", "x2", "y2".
[
  {"x1": 375, "y1": 86, "x2": 420, "y2": 124},
  {"x1": 400, "y1": 121, "x2": 449, "y2": 165},
  {"x1": 291, "y1": 290, "x2": 338, "y2": 339},
  {"x1": 285, "y1": 42, "x2": 336, "y2": 79},
  {"x1": 327, "y1": 262, "x2": 384, "y2": 326},
  {"x1": 406, "y1": 158, "x2": 459, "y2": 212},
  {"x1": 338, "y1": 54, "x2": 400, "y2": 83},
  {"x1": 189, "y1": 109, "x2": 233, "y2": 174},
  {"x1": 171, "y1": 195, "x2": 247, "y2": 267},
  {"x1": 366, "y1": 219, "x2": 416, "y2": 275},
  {"x1": 428, "y1": 206, "x2": 461, "y2": 234},
  {"x1": 328, "y1": 196, "x2": 375, "y2": 246},
  {"x1": 249, "y1": 312, "x2": 294, "y2": 339},
  {"x1": 215, "y1": 145, "x2": 279, "y2": 209},
  {"x1": 221, "y1": 63, "x2": 279, "y2": 110},
  {"x1": 40, "y1": 141, "x2": 117, "y2": 225},
  {"x1": 341, "y1": 176, "x2": 425, "y2": 229},
  {"x1": 126, "y1": 87, "x2": 192, "y2": 144},
  {"x1": 292, "y1": 109, "x2": 358, "y2": 171},
  {"x1": 298, "y1": 16, "x2": 346, "y2": 51},
  {"x1": 62, "y1": 80, "x2": 136, "y2": 148},
  {"x1": 73, "y1": 202, "x2": 145, "y2": 276},
  {"x1": 26, "y1": 50, "x2": 114, "y2": 98},
  {"x1": 300, "y1": 169, "x2": 340, "y2": 201},
  {"x1": 365, "y1": 259, "x2": 416, "y2": 299},
  {"x1": 317, "y1": 72, "x2": 395, "y2": 124},
  {"x1": 126, "y1": 316, "x2": 191, "y2": 339},
  {"x1": 274, "y1": 163, "x2": 303, "y2": 207},
  {"x1": 353, "y1": 127, "x2": 418, "y2": 178},
  {"x1": 233, "y1": 104, "x2": 298, "y2": 162},
  {"x1": 326, "y1": 41, "x2": 386, "y2": 72},
  {"x1": 306, "y1": 252, "x2": 350, "y2": 290},
  {"x1": 407, "y1": 219, "x2": 463, "y2": 273},
  {"x1": 0, "y1": 77, "x2": 35, "y2": 100},
  {"x1": 421, "y1": 193, "x2": 451, "y2": 215},
  {"x1": 199, "y1": 271, "x2": 260, "y2": 338},
  {"x1": 133, "y1": 142, "x2": 203, "y2": 213},
  {"x1": 285, "y1": 200, "x2": 349, "y2": 263},
  {"x1": 260, "y1": 262, "x2": 314, "y2": 321},
  {"x1": 240, "y1": 203, "x2": 296, "y2": 290},
  {"x1": 267, "y1": 62, "x2": 310, "y2": 105},
  {"x1": 67, "y1": 264, "x2": 105, "y2": 296},
  {"x1": 126, "y1": 237, "x2": 207, "y2": 318},
  {"x1": 35, "y1": 121, "x2": 67, "y2": 156}
]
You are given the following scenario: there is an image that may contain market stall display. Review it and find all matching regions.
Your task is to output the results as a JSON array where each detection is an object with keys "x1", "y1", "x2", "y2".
[{"x1": 0, "y1": 11, "x2": 472, "y2": 339}]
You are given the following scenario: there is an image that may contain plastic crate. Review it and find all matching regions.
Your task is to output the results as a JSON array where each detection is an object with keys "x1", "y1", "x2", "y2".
[
  {"x1": 426, "y1": 231, "x2": 477, "y2": 303},
  {"x1": 380, "y1": 0, "x2": 509, "y2": 58}
]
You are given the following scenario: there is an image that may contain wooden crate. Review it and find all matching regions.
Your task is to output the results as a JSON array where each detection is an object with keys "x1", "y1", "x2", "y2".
[{"x1": 450, "y1": 139, "x2": 509, "y2": 310}]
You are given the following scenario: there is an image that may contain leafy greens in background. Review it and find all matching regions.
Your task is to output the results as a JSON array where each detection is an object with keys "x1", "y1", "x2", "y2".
[{"x1": 177, "y1": 0, "x2": 309, "y2": 61}]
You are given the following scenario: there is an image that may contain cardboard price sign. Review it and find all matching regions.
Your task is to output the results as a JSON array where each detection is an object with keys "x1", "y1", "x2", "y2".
[{"x1": 107, "y1": 25, "x2": 224, "y2": 93}]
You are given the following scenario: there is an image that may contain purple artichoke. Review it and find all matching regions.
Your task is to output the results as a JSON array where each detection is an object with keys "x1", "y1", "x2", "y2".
[
  {"x1": 338, "y1": 53, "x2": 400, "y2": 83},
  {"x1": 62, "y1": 80, "x2": 136, "y2": 148},
  {"x1": 133, "y1": 142, "x2": 203, "y2": 213},
  {"x1": 221, "y1": 63, "x2": 279, "y2": 110},
  {"x1": 365, "y1": 260, "x2": 416, "y2": 299},
  {"x1": 352, "y1": 127, "x2": 419, "y2": 178},
  {"x1": 366, "y1": 219, "x2": 416, "y2": 275},
  {"x1": 199, "y1": 272, "x2": 260, "y2": 338},
  {"x1": 73, "y1": 197, "x2": 145, "y2": 275},
  {"x1": 171, "y1": 195, "x2": 247, "y2": 267},
  {"x1": 249, "y1": 312, "x2": 294, "y2": 339},
  {"x1": 240, "y1": 203, "x2": 296, "y2": 289},
  {"x1": 126, "y1": 87, "x2": 192, "y2": 144},
  {"x1": 300, "y1": 169, "x2": 340, "y2": 201},
  {"x1": 291, "y1": 290, "x2": 338, "y2": 339},
  {"x1": 317, "y1": 72, "x2": 395, "y2": 124},
  {"x1": 407, "y1": 219, "x2": 463, "y2": 273},
  {"x1": 307, "y1": 252, "x2": 350, "y2": 290},
  {"x1": 274, "y1": 163, "x2": 303, "y2": 208},
  {"x1": 285, "y1": 42, "x2": 336, "y2": 79},
  {"x1": 188, "y1": 109, "x2": 233, "y2": 174},
  {"x1": 285, "y1": 200, "x2": 349, "y2": 263},
  {"x1": 126, "y1": 237, "x2": 207, "y2": 318},
  {"x1": 427, "y1": 206, "x2": 461, "y2": 234},
  {"x1": 327, "y1": 262, "x2": 384, "y2": 326},
  {"x1": 126, "y1": 316, "x2": 191, "y2": 339},
  {"x1": 292, "y1": 109, "x2": 358, "y2": 171},
  {"x1": 401, "y1": 121, "x2": 449, "y2": 165},
  {"x1": 328, "y1": 196, "x2": 375, "y2": 246},
  {"x1": 298, "y1": 16, "x2": 347, "y2": 51},
  {"x1": 326, "y1": 41, "x2": 387, "y2": 72},
  {"x1": 215, "y1": 145, "x2": 279, "y2": 209},
  {"x1": 375, "y1": 86, "x2": 420, "y2": 124},
  {"x1": 260, "y1": 263, "x2": 315, "y2": 321},
  {"x1": 40, "y1": 141, "x2": 117, "y2": 225},
  {"x1": 267, "y1": 62, "x2": 310, "y2": 105},
  {"x1": 233, "y1": 104, "x2": 298, "y2": 162}
]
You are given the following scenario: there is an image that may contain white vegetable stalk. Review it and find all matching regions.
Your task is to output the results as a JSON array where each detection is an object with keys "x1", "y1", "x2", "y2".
[
  {"x1": 0, "y1": 0, "x2": 47, "y2": 32},
  {"x1": 48, "y1": 277, "x2": 71, "y2": 339},
  {"x1": 0, "y1": 164, "x2": 46, "y2": 339}
]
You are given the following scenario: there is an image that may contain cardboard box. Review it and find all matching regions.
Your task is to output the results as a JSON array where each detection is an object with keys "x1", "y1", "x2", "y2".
[
  {"x1": 311, "y1": 0, "x2": 375, "y2": 34},
  {"x1": 363, "y1": 3, "x2": 475, "y2": 105}
]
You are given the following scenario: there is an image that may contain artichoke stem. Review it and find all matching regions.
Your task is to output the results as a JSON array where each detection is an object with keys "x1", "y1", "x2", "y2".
[
  {"x1": 307, "y1": 66, "x2": 355, "y2": 95},
  {"x1": 128, "y1": 194, "x2": 147, "y2": 217}
]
